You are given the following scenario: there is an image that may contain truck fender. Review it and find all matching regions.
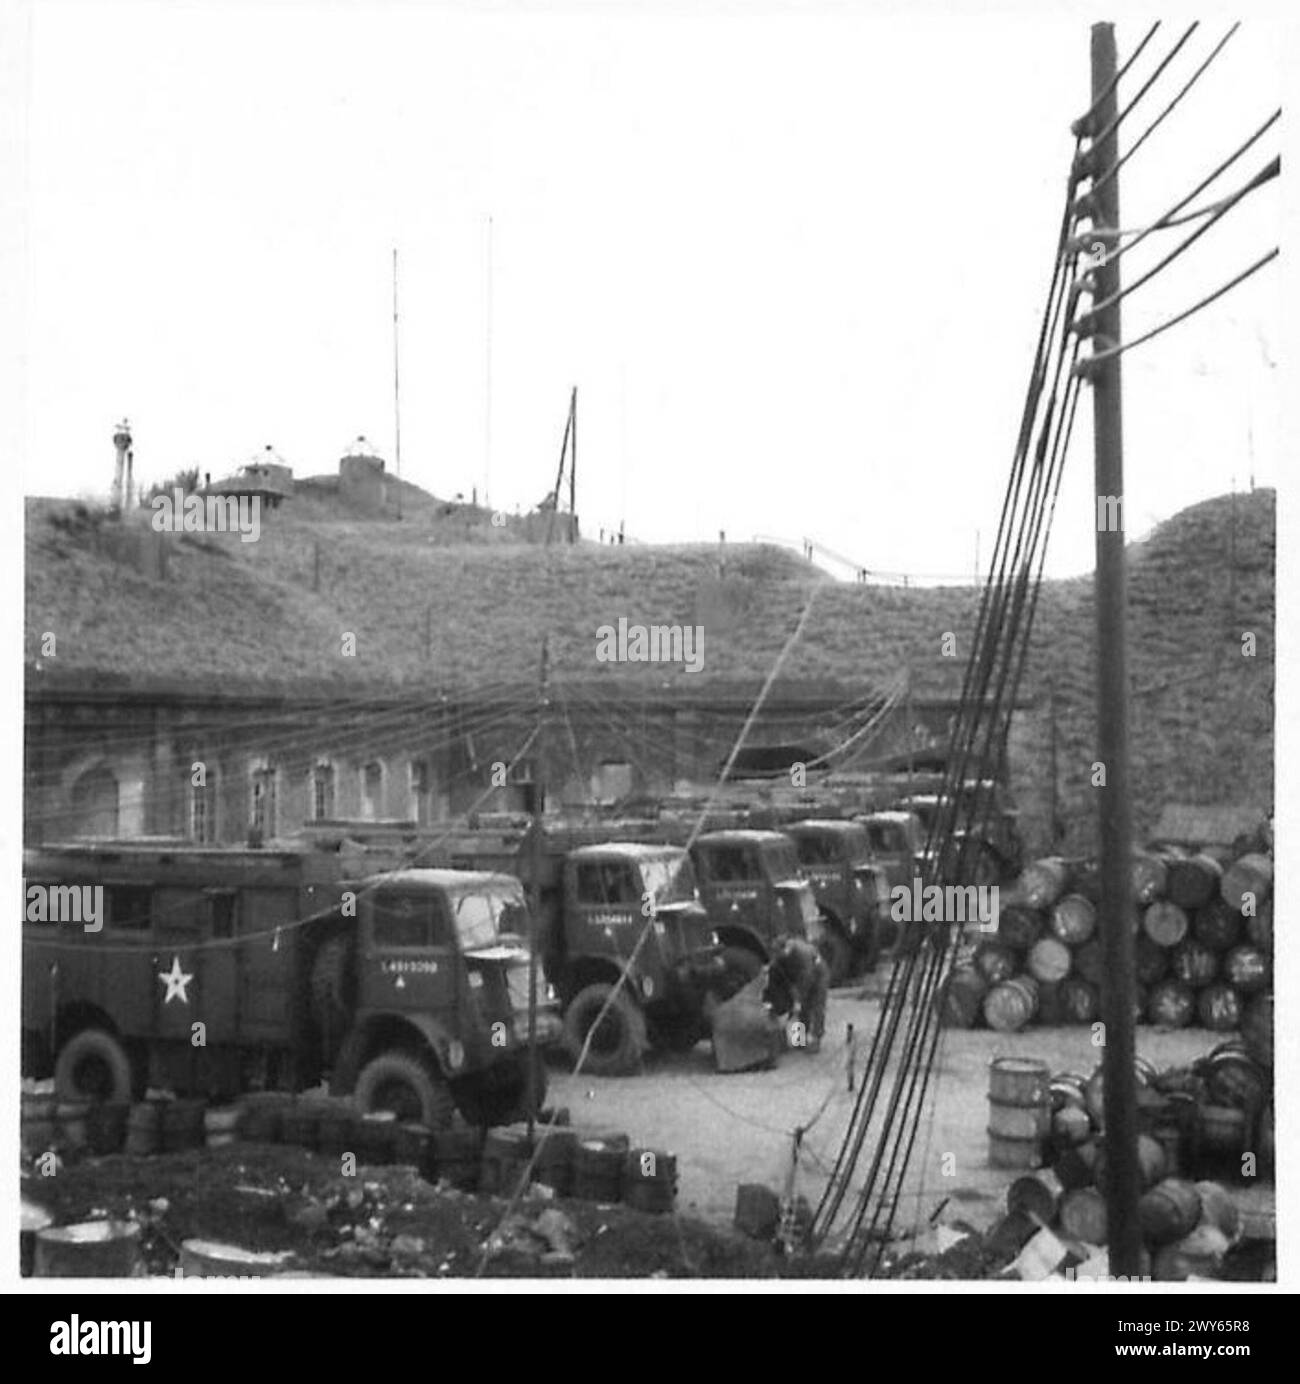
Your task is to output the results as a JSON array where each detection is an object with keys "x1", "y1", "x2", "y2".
[
  {"x1": 332, "y1": 1012, "x2": 461, "y2": 1094},
  {"x1": 562, "y1": 956, "x2": 647, "y2": 1008}
]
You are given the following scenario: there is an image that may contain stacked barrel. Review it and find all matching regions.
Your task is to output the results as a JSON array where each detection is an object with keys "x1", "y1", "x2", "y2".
[
  {"x1": 997, "y1": 1045, "x2": 1271, "y2": 1281},
  {"x1": 938, "y1": 845, "x2": 1273, "y2": 1036}
]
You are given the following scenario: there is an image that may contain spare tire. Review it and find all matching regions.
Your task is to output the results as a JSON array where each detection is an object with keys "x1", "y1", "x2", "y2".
[{"x1": 54, "y1": 1029, "x2": 133, "y2": 1104}]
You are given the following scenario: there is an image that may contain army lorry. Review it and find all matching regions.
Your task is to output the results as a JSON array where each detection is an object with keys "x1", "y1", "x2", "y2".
[
  {"x1": 686, "y1": 828, "x2": 823, "y2": 980},
  {"x1": 439, "y1": 826, "x2": 734, "y2": 1076},
  {"x1": 532, "y1": 841, "x2": 728, "y2": 1074},
  {"x1": 892, "y1": 779, "x2": 1023, "y2": 886},
  {"x1": 858, "y1": 810, "x2": 926, "y2": 892},
  {"x1": 21, "y1": 842, "x2": 556, "y2": 1129},
  {"x1": 781, "y1": 819, "x2": 890, "y2": 983}
]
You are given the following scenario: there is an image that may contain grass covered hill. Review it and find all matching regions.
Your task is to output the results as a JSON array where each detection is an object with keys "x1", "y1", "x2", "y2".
[{"x1": 25, "y1": 487, "x2": 1273, "y2": 833}]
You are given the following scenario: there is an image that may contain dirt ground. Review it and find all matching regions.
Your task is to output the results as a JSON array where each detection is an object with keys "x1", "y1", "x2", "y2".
[
  {"x1": 23, "y1": 965, "x2": 1274, "y2": 1279},
  {"x1": 544, "y1": 973, "x2": 1276, "y2": 1245}
]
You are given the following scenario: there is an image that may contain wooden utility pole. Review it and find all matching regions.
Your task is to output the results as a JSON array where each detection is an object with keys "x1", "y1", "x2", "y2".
[
  {"x1": 545, "y1": 400, "x2": 575, "y2": 548},
  {"x1": 568, "y1": 386, "x2": 577, "y2": 543},
  {"x1": 525, "y1": 637, "x2": 550, "y2": 1141},
  {"x1": 1084, "y1": 21, "x2": 1142, "y2": 1278},
  {"x1": 1048, "y1": 679, "x2": 1060, "y2": 846},
  {"x1": 906, "y1": 667, "x2": 914, "y2": 788}
]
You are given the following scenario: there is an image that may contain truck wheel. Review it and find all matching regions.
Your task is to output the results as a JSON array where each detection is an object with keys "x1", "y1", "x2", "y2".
[
  {"x1": 715, "y1": 946, "x2": 763, "y2": 1001},
  {"x1": 54, "y1": 1028, "x2": 133, "y2": 1104},
  {"x1": 817, "y1": 926, "x2": 854, "y2": 986},
  {"x1": 354, "y1": 1051, "x2": 455, "y2": 1130},
  {"x1": 561, "y1": 984, "x2": 646, "y2": 1076}
]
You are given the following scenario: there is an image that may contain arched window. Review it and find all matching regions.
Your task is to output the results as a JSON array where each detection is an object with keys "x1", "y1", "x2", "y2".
[
  {"x1": 409, "y1": 759, "x2": 433, "y2": 826},
  {"x1": 311, "y1": 762, "x2": 336, "y2": 822},
  {"x1": 250, "y1": 761, "x2": 278, "y2": 839},
  {"x1": 593, "y1": 761, "x2": 634, "y2": 805},
  {"x1": 190, "y1": 769, "x2": 218, "y2": 843},
  {"x1": 70, "y1": 764, "x2": 120, "y2": 838},
  {"x1": 360, "y1": 760, "x2": 385, "y2": 821}
]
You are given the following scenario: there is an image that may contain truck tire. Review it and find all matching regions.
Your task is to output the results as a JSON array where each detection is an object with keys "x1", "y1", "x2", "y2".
[
  {"x1": 54, "y1": 1028, "x2": 133, "y2": 1104},
  {"x1": 561, "y1": 983, "x2": 646, "y2": 1077},
  {"x1": 354, "y1": 1051, "x2": 455, "y2": 1130}
]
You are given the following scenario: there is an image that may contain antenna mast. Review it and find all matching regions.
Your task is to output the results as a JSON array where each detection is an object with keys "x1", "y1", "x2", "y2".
[
  {"x1": 393, "y1": 246, "x2": 403, "y2": 520},
  {"x1": 484, "y1": 216, "x2": 494, "y2": 508}
]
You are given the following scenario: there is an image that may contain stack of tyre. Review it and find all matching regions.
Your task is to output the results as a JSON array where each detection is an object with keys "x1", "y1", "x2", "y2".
[{"x1": 938, "y1": 845, "x2": 1273, "y2": 1036}]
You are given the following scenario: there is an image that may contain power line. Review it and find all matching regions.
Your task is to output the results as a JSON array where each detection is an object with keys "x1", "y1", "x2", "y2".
[
  {"x1": 1076, "y1": 247, "x2": 1279, "y2": 373},
  {"x1": 1075, "y1": 108, "x2": 1279, "y2": 261},
  {"x1": 1083, "y1": 22, "x2": 1200, "y2": 155},
  {"x1": 1077, "y1": 155, "x2": 1278, "y2": 328},
  {"x1": 474, "y1": 585, "x2": 823, "y2": 1275},
  {"x1": 1071, "y1": 20, "x2": 1162, "y2": 133},
  {"x1": 1088, "y1": 23, "x2": 1240, "y2": 198}
]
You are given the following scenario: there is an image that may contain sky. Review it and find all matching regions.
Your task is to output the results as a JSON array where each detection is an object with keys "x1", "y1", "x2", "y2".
[{"x1": 5, "y1": 1, "x2": 1288, "y2": 580}]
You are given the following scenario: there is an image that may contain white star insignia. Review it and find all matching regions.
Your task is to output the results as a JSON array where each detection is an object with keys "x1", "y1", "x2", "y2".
[
  {"x1": 159, "y1": 955, "x2": 194, "y2": 1005},
  {"x1": 394, "y1": 974, "x2": 406, "y2": 989}
]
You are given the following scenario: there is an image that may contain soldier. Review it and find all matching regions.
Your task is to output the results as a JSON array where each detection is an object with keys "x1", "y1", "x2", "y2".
[{"x1": 763, "y1": 936, "x2": 828, "y2": 1054}]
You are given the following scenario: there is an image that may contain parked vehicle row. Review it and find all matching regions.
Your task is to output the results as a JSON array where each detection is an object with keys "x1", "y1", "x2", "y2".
[{"x1": 21, "y1": 799, "x2": 942, "y2": 1097}]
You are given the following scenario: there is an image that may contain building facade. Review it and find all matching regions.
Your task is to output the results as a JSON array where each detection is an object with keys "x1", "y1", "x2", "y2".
[{"x1": 25, "y1": 679, "x2": 1044, "y2": 849}]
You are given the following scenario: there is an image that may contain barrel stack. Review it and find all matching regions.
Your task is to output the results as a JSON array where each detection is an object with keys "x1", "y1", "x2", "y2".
[{"x1": 938, "y1": 842, "x2": 1272, "y2": 1038}]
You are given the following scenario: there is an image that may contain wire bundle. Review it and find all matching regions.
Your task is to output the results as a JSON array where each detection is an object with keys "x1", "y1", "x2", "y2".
[{"x1": 813, "y1": 20, "x2": 1277, "y2": 1278}]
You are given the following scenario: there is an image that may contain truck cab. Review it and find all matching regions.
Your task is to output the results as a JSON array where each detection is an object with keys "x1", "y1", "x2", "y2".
[
  {"x1": 333, "y1": 868, "x2": 560, "y2": 1126},
  {"x1": 688, "y1": 829, "x2": 821, "y2": 979},
  {"x1": 858, "y1": 810, "x2": 925, "y2": 891},
  {"x1": 891, "y1": 782, "x2": 1023, "y2": 886},
  {"x1": 539, "y1": 842, "x2": 721, "y2": 1076},
  {"x1": 782, "y1": 819, "x2": 890, "y2": 982},
  {"x1": 22, "y1": 844, "x2": 554, "y2": 1130}
]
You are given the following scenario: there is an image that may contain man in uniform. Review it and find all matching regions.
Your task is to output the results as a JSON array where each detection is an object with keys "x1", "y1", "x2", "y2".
[{"x1": 763, "y1": 936, "x2": 828, "y2": 1054}]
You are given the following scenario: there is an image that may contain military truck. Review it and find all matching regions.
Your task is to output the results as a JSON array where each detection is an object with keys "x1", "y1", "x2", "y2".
[
  {"x1": 21, "y1": 842, "x2": 557, "y2": 1129},
  {"x1": 892, "y1": 780, "x2": 1023, "y2": 885},
  {"x1": 858, "y1": 810, "x2": 926, "y2": 893},
  {"x1": 537, "y1": 842, "x2": 731, "y2": 1074},
  {"x1": 436, "y1": 826, "x2": 731, "y2": 1076},
  {"x1": 781, "y1": 819, "x2": 890, "y2": 983},
  {"x1": 687, "y1": 829, "x2": 823, "y2": 982}
]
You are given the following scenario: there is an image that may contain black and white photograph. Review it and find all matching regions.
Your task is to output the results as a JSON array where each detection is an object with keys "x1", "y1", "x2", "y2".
[{"x1": 4, "y1": 0, "x2": 1291, "y2": 1334}]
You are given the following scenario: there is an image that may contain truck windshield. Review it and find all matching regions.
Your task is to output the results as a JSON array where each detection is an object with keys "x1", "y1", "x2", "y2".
[
  {"x1": 763, "y1": 840, "x2": 802, "y2": 881},
  {"x1": 867, "y1": 823, "x2": 908, "y2": 853},
  {"x1": 454, "y1": 888, "x2": 529, "y2": 950},
  {"x1": 907, "y1": 802, "x2": 938, "y2": 832},
  {"x1": 792, "y1": 835, "x2": 842, "y2": 867},
  {"x1": 639, "y1": 854, "x2": 698, "y2": 906}
]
